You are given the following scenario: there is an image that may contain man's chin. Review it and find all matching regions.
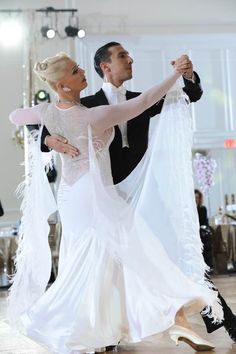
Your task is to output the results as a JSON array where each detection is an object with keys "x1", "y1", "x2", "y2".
[
  {"x1": 82, "y1": 82, "x2": 88, "y2": 90},
  {"x1": 124, "y1": 74, "x2": 132, "y2": 81}
]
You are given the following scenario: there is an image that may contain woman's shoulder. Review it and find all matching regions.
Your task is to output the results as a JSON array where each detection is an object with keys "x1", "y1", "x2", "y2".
[{"x1": 31, "y1": 102, "x2": 51, "y2": 114}]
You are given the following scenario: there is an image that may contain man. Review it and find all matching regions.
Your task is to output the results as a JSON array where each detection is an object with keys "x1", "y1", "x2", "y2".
[{"x1": 41, "y1": 42, "x2": 236, "y2": 346}]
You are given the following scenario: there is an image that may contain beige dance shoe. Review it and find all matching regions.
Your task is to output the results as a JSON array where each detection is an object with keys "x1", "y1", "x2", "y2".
[{"x1": 169, "y1": 325, "x2": 215, "y2": 351}]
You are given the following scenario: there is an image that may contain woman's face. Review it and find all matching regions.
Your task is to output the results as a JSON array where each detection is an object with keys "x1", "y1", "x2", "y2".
[{"x1": 61, "y1": 59, "x2": 87, "y2": 93}]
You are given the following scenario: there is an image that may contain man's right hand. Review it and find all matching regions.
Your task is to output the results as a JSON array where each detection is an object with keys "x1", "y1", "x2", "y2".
[{"x1": 45, "y1": 135, "x2": 80, "y2": 158}]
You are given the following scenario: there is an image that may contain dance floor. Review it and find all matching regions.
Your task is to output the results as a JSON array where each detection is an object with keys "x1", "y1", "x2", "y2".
[{"x1": 0, "y1": 275, "x2": 235, "y2": 354}]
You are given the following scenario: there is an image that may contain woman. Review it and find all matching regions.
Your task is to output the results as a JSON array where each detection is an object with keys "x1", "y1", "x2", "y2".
[{"x1": 9, "y1": 53, "x2": 221, "y2": 354}]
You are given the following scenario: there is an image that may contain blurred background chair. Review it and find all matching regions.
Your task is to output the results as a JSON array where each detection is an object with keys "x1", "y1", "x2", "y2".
[
  {"x1": 48, "y1": 221, "x2": 62, "y2": 281},
  {"x1": 0, "y1": 224, "x2": 19, "y2": 288}
]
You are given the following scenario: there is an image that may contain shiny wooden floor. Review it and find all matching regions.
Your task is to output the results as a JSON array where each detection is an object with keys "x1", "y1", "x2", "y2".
[{"x1": 0, "y1": 275, "x2": 235, "y2": 354}]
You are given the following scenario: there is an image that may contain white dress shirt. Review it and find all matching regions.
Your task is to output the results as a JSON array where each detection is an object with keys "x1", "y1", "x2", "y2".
[{"x1": 102, "y1": 82, "x2": 129, "y2": 148}]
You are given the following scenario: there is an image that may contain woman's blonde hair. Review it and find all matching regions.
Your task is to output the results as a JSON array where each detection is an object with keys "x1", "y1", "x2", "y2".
[{"x1": 34, "y1": 52, "x2": 71, "y2": 90}]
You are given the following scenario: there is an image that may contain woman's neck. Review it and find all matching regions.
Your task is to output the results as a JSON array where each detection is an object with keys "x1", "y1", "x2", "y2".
[{"x1": 57, "y1": 93, "x2": 81, "y2": 107}]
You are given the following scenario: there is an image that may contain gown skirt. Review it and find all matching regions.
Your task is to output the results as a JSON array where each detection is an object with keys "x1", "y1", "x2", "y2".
[{"x1": 10, "y1": 90, "x2": 222, "y2": 354}]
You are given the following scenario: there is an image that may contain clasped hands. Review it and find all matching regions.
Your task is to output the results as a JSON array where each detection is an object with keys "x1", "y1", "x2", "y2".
[{"x1": 171, "y1": 54, "x2": 193, "y2": 79}]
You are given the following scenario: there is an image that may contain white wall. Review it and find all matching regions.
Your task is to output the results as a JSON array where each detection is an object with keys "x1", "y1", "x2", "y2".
[
  {"x1": 0, "y1": 0, "x2": 235, "y2": 224},
  {"x1": 0, "y1": 0, "x2": 235, "y2": 34}
]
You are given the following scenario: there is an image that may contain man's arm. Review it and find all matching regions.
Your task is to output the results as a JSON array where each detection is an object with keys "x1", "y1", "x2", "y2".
[
  {"x1": 182, "y1": 71, "x2": 203, "y2": 102},
  {"x1": 41, "y1": 126, "x2": 51, "y2": 152},
  {"x1": 148, "y1": 55, "x2": 203, "y2": 117}
]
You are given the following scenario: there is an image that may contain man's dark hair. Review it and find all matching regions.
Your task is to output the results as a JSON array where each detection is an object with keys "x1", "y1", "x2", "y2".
[
  {"x1": 94, "y1": 42, "x2": 121, "y2": 78},
  {"x1": 194, "y1": 189, "x2": 203, "y2": 205}
]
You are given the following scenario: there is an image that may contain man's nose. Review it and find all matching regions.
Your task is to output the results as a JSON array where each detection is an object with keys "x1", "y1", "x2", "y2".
[{"x1": 128, "y1": 56, "x2": 133, "y2": 64}]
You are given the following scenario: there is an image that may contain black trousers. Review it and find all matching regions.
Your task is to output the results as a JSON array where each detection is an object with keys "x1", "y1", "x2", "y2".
[
  {"x1": 200, "y1": 226, "x2": 213, "y2": 269},
  {"x1": 201, "y1": 278, "x2": 233, "y2": 332}
]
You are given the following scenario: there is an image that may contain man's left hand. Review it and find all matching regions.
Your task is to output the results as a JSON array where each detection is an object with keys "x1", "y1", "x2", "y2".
[{"x1": 171, "y1": 55, "x2": 193, "y2": 80}]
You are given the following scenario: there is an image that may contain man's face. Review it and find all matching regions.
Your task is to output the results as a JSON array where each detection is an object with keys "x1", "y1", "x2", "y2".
[
  {"x1": 195, "y1": 193, "x2": 200, "y2": 206},
  {"x1": 105, "y1": 45, "x2": 133, "y2": 85}
]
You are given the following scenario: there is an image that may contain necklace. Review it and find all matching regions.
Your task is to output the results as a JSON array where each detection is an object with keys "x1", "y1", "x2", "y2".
[
  {"x1": 57, "y1": 98, "x2": 83, "y2": 106},
  {"x1": 57, "y1": 99, "x2": 87, "y2": 111}
]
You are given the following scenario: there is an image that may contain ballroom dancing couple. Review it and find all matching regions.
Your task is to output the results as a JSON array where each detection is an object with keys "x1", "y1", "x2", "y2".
[{"x1": 8, "y1": 42, "x2": 236, "y2": 354}]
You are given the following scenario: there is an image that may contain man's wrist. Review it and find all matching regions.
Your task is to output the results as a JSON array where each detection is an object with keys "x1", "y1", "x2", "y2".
[
  {"x1": 44, "y1": 135, "x2": 52, "y2": 151},
  {"x1": 183, "y1": 73, "x2": 195, "y2": 83}
]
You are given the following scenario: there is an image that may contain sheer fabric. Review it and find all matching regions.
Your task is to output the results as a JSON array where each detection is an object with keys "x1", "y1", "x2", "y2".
[
  {"x1": 8, "y1": 86, "x2": 222, "y2": 354},
  {"x1": 117, "y1": 91, "x2": 207, "y2": 280}
]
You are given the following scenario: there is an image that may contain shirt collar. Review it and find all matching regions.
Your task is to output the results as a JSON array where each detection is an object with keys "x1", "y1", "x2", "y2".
[{"x1": 102, "y1": 82, "x2": 127, "y2": 96}]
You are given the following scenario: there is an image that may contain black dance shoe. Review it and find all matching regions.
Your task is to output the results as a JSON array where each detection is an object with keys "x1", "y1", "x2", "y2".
[
  {"x1": 105, "y1": 346, "x2": 117, "y2": 351},
  {"x1": 95, "y1": 346, "x2": 117, "y2": 353}
]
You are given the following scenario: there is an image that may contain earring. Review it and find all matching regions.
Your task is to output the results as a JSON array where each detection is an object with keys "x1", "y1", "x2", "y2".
[{"x1": 63, "y1": 87, "x2": 71, "y2": 92}]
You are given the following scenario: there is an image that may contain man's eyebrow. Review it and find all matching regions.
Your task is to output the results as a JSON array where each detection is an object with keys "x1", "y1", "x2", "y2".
[{"x1": 118, "y1": 50, "x2": 129, "y2": 55}]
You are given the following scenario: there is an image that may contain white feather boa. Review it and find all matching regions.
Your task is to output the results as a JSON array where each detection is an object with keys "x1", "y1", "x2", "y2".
[{"x1": 8, "y1": 128, "x2": 57, "y2": 327}]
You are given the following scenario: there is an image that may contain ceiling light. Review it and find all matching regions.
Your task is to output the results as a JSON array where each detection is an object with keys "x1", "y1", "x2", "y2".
[
  {"x1": 64, "y1": 26, "x2": 86, "y2": 38},
  {"x1": 41, "y1": 25, "x2": 56, "y2": 39},
  {"x1": 34, "y1": 90, "x2": 50, "y2": 105},
  {"x1": 65, "y1": 13, "x2": 86, "y2": 39},
  {"x1": 77, "y1": 29, "x2": 85, "y2": 38},
  {"x1": 64, "y1": 25, "x2": 78, "y2": 37},
  {"x1": 0, "y1": 19, "x2": 24, "y2": 46}
]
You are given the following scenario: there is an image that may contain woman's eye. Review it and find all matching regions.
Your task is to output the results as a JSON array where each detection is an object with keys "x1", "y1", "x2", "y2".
[
  {"x1": 72, "y1": 66, "x2": 79, "y2": 74},
  {"x1": 73, "y1": 68, "x2": 78, "y2": 74}
]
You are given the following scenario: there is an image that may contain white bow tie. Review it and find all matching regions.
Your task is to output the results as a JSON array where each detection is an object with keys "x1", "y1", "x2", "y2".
[{"x1": 110, "y1": 85, "x2": 127, "y2": 95}]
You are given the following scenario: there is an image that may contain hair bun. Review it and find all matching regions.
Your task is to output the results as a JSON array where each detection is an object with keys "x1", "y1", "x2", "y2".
[
  {"x1": 39, "y1": 62, "x2": 48, "y2": 71},
  {"x1": 35, "y1": 61, "x2": 48, "y2": 72},
  {"x1": 34, "y1": 52, "x2": 70, "y2": 85},
  {"x1": 34, "y1": 62, "x2": 48, "y2": 81}
]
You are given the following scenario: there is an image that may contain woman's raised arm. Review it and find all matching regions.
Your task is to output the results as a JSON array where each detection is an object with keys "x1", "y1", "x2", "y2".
[{"x1": 87, "y1": 71, "x2": 181, "y2": 131}]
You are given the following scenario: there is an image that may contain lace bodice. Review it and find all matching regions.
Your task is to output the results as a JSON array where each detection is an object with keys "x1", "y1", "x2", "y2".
[{"x1": 42, "y1": 104, "x2": 114, "y2": 185}]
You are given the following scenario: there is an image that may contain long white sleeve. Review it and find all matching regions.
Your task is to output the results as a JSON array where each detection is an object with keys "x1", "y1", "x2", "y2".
[
  {"x1": 9, "y1": 72, "x2": 180, "y2": 130},
  {"x1": 9, "y1": 103, "x2": 48, "y2": 125},
  {"x1": 87, "y1": 71, "x2": 181, "y2": 131}
]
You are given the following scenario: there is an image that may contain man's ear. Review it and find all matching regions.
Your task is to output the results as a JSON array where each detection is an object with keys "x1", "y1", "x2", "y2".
[{"x1": 100, "y1": 62, "x2": 111, "y2": 74}]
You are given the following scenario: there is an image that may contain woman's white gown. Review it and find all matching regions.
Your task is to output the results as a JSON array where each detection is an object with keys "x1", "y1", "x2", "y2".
[{"x1": 9, "y1": 89, "x2": 222, "y2": 354}]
